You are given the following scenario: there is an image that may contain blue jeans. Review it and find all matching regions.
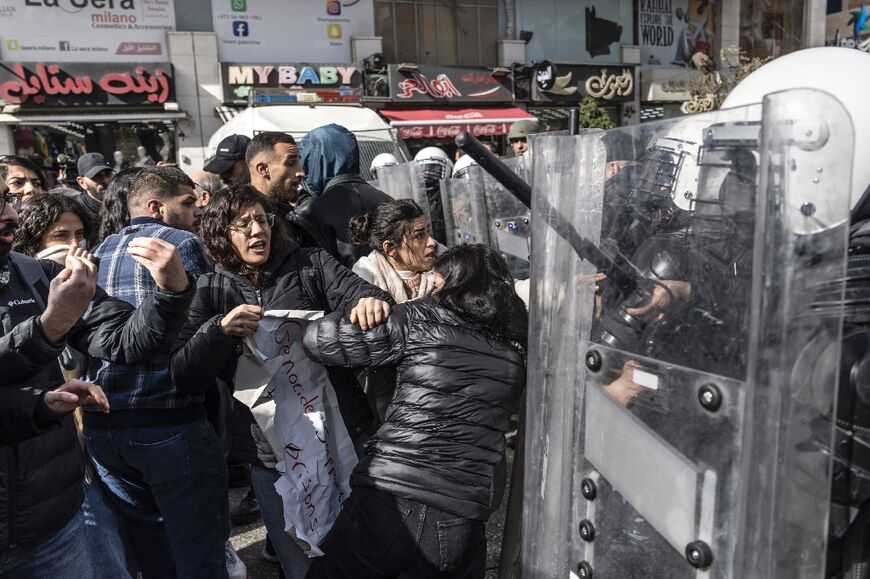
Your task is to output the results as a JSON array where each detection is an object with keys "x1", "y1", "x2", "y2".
[
  {"x1": 84, "y1": 418, "x2": 229, "y2": 579},
  {"x1": 82, "y1": 474, "x2": 133, "y2": 578},
  {"x1": 305, "y1": 486, "x2": 485, "y2": 579},
  {"x1": 0, "y1": 510, "x2": 96, "y2": 578},
  {"x1": 251, "y1": 464, "x2": 312, "y2": 579}
]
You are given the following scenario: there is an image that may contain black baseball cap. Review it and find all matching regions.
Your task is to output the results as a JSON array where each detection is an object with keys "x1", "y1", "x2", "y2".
[
  {"x1": 77, "y1": 152, "x2": 113, "y2": 179},
  {"x1": 204, "y1": 134, "x2": 251, "y2": 175}
]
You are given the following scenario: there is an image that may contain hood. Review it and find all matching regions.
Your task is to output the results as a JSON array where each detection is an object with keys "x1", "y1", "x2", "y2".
[{"x1": 300, "y1": 124, "x2": 360, "y2": 196}]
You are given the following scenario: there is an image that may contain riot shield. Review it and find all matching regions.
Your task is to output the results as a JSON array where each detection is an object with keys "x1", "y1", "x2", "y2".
[
  {"x1": 522, "y1": 89, "x2": 853, "y2": 578},
  {"x1": 373, "y1": 161, "x2": 431, "y2": 221},
  {"x1": 440, "y1": 172, "x2": 490, "y2": 247},
  {"x1": 481, "y1": 156, "x2": 532, "y2": 276}
]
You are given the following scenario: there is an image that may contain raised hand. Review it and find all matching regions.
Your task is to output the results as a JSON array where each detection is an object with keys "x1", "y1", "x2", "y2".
[
  {"x1": 350, "y1": 298, "x2": 391, "y2": 331},
  {"x1": 40, "y1": 245, "x2": 98, "y2": 343},
  {"x1": 220, "y1": 304, "x2": 264, "y2": 337},
  {"x1": 127, "y1": 237, "x2": 189, "y2": 293}
]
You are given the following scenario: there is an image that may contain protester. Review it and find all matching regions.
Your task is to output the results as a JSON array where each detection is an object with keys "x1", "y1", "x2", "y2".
[
  {"x1": 297, "y1": 124, "x2": 392, "y2": 267},
  {"x1": 192, "y1": 169, "x2": 224, "y2": 208},
  {"x1": 206, "y1": 134, "x2": 252, "y2": 187},
  {"x1": 246, "y1": 131, "x2": 314, "y2": 245},
  {"x1": 97, "y1": 167, "x2": 140, "y2": 243},
  {"x1": 68, "y1": 153, "x2": 114, "y2": 245},
  {"x1": 508, "y1": 119, "x2": 542, "y2": 157},
  {"x1": 170, "y1": 184, "x2": 393, "y2": 579},
  {"x1": 0, "y1": 175, "x2": 196, "y2": 577},
  {"x1": 0, "y1": 154, "x2": 46, "y2": 197},
  {"x1": 83, "y1": 166, "x2": 226, "y2": 579},
  {"x1": 302, "y1": 244, "x2": 528, "y2": 579},
  {"x1": 349, "y1": 199, "x2": 439, "y2": 422},
  {"x1": 12, "y1": 192, "x2": 91, "y2": 260}
]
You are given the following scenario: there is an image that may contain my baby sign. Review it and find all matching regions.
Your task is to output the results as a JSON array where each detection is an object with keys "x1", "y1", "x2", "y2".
[{"x1": 233, "y1": 310, "x2": 357, "y2": 556}]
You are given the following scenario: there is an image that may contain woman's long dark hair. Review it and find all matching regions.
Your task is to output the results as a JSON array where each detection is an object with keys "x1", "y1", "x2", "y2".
[
  {"x1": 98, "y1": 167, "x2": 140, "y2": 242},
  {"x1": 349, "y1": 199, "x2": 425, "y2": 253},
  {"x1": 12, "y1": 192, "x2": 93, "y2": 257},
  {"x1": 432, "y1": 244, "x2": 528, "y2": 348},
  {"x1": 200, "y1": 184, "x2": 285, "y2": 280}
]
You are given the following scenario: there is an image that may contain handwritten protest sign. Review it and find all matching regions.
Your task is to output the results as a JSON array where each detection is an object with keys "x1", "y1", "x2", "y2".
[{"x1": 233, "y1": 310, "x2": 357, "y2": 556}]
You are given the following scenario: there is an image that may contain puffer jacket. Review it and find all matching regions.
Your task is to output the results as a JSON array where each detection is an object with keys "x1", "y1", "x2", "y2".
[
  {"x1": 0, "y1": 252, "x2": 194, "y2": 550},
  {"x1": 170, "y1": 239, "x2": 393, "y2": 448},
  {"x1": 303, "y1": 300, "x2": 526, "y2": 521}
]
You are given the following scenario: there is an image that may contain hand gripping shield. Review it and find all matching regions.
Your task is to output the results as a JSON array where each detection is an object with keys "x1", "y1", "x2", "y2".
[{"x1": 521, "y1": 89, "x2": 854, "y2": 578}]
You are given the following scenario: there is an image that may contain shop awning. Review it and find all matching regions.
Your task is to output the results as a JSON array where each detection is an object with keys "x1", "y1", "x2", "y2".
[
  {"x1": 0, "y1": 111, "x2": 188, "y2": 125},
  {"x1": 380, "y1": 107, "x2": 535, "y2": 140}
]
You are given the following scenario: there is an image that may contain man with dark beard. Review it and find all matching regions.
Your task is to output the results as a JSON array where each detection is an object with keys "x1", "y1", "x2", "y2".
[
  {"x1": 0, "y1": 170, "x2": 196, "y2": 577},
  {"x1": 83, "y1": 166, "x2": 226, "y2": 578},
  {"x1": 71, "y1": 153, "x2": 115, "y2": 245}
]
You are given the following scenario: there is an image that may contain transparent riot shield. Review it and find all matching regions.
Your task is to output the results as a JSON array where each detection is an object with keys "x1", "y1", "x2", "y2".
[
  {"x1": 522, "y1": 89, "x2": 853, "y2": 579},
  {"x1": 373, "y1": 161, "x2": 431, "y2": 220},
  {"x1": 480, "y1": 157, "x2": 532, "y2": 276},
  {"x1": 440, "y1": 173, "x2": 490, "y2": 247}
]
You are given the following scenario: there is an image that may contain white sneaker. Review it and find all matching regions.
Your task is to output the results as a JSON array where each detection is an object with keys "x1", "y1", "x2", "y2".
[{"x1": 225, "y1": 541, "x2": 247, "y2": 579}]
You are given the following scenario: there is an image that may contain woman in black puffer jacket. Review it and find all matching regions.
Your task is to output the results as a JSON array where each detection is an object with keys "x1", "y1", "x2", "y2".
[
  {"x1": 170, "y1": 185, "x2": 393, "y2": 579},
  {"x1": 303, "y1": 244, "x2": 527, "y2": 579}
]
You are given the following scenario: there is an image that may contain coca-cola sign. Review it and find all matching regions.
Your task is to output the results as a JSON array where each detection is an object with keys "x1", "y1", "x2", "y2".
[
  {"x1": 398, "y1": 122, "x2": 511, "y2": 140},
  {"x1": 387, "y1": 65, "x2": 513, "y2": 103}
]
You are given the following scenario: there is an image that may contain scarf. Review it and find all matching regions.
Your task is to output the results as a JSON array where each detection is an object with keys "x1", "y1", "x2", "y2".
[{"x1": 352, "y1": 250, "x2": 436, "y2": 303}]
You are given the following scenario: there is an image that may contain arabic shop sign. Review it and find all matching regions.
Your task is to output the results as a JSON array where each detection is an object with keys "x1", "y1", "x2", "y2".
[
  {"x1": 0, "y1": 62, "x2": 174, "y2": 107},
  {"x1": 532, "y1": 62, "x2": 634, "y2": 103},
  {"x1": 387, "y1": 65, "x2": 514, "y2": 103},
  {"x1": 221, "y1": 63, "x2": 362, "y2": 103}
]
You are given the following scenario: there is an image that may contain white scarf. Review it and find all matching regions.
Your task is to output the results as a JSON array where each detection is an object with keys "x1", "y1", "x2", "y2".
[{"x1": 352, "y1": 250, "x2": 436, "y2": 303}]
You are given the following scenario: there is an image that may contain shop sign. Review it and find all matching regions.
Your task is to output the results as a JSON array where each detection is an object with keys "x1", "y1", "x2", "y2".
[
  {"x1": 387, "y1": 65, "x2": 513, "y2": 104},
  {"x1": 0, "y1": 62, "x2": 174, "y2": 107},
  {"x1": 221, "y1": 63, "x2": 362, "y2": 103},
  {"x1": 638, "y1": 0, "x2": 716, "y2": 68},
  {"x1": 397, "y1": 123, "x2": 512, "y2": 140},
  {"x1": 532, "y1": 62, "x2": 634, "y2": 104}
]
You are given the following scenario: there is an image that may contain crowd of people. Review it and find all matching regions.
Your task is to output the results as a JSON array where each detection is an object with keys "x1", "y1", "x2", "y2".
[{"x1": 0, "y1": 120, "x2": 529, "y2": 579}]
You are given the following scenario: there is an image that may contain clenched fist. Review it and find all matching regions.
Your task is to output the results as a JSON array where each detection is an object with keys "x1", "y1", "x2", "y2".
[
  {"x1": 220, "y1": 304, "x2": 264, "y2": 337},
  {"x1": 350, "y1": 298, "x2": 391, "y2": 331},
  {"x1": 40, "y1": 246, "x2": 99, "y2": 344}
]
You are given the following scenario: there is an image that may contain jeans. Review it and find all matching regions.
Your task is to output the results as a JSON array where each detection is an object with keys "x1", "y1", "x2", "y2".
[
  {"x1": 306, "y1": 486, "x2": 485, "y2": 579},
  {"x1": 84, "y1": 417, "x2": 229, "y2": 579},
  {"x1": 0, "y1": 510, "x2": 96, "y2": 579},
  {"x1": 81, "y1": 474, "x2": 133, "y2": 578},
  {"x1": 250, "y1": 464, "x2": 312, "y2": 579}
]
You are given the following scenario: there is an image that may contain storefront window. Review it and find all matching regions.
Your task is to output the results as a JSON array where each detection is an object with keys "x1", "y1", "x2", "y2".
[
  {"x1": 740, "y1": 0, "x2": 805, "y2": 59},
  {"x1": 374, "y1": 0, "x2": 499, "y2": 66},
  {"x1": 11, "y1": 121, "x2": 177, "y2": 187}
]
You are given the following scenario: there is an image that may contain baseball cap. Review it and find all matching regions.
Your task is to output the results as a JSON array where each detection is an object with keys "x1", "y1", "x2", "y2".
[
  {"x1": 508, "y1": 119, "x2": 542, "y2": 141},
  {"x1": 204, "y1": 134, "x2": 251, "y2": 175},
  {"x1": 77, "y1": 153, "x2": 113, "y2": 179}
]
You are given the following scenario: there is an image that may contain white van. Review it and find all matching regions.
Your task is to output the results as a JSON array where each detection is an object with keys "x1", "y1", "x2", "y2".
[{"x1": 206, "y1": 104, "x2": 409, "y2": 181}]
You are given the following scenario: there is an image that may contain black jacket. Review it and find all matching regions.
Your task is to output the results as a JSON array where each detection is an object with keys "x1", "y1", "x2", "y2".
[
  {"x1": 295, "y1": 174, "x2": 392, "y2": 268},
  {"x1": 170, "y1": 240, "x2": 393, "y2": 459},
  {"x1": 0, "y1": 386, "x2": 64, "y2": 446},
  {"x1": 0, "y1": 252, "x2": 194, "y2": 550},
  {"x1": 303, "y1": 301, "x2": 526, "y2": 521}
]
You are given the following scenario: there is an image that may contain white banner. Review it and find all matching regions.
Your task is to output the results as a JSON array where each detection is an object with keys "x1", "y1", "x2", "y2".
[
  {"x1": 234, "y1": 310, "x2": 358, "y2": 556},
  {"x1": 0, "y1": 0, "x2": 175, "y2": 62},
  {"x1": 211, "y1": 0, "x2": 374, "y2": 62}
]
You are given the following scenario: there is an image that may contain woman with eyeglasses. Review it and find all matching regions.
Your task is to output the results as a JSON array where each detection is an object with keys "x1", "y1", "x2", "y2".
[{"x1": 170, "y1": 184, "x2": 392, "y2": 579}]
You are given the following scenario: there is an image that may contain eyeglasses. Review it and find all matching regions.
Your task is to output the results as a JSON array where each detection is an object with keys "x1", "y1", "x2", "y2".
[
  {"x1": 0, "y1": 191, "x2": 23, "y2": 214},
  {"x1": 230, "y1": 213, "x2": 275, "y2": 232}
]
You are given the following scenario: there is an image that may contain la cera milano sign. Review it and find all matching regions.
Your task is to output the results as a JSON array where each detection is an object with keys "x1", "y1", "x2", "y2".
[
  {"x1": 0, "y1": 62, "x2": 174, "y2": 107},
  {"x1": 222, "y1": 63, "x2": 361, "y2": 102}
]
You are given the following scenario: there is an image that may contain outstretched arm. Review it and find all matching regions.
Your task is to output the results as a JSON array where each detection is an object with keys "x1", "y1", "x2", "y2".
[{"x1": 303, "y1": 304, "x2": 409, "y2": 369}]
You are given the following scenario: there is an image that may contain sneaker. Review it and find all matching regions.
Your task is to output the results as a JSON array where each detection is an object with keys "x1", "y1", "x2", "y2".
[
  {"x1": 225, "y1": 541, "x2": 247, "y2": 579},
  {"x1": 230, "y1": 488, "x2": 261, "y2": 526},
  {"x1": 261, "y1": 535, "x2": 279, "y2": 564}
]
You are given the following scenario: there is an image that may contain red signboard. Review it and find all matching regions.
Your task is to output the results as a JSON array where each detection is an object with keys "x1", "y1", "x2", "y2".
[{"x1": 381, "y1": 107, "x2": 534, "y2": 140}]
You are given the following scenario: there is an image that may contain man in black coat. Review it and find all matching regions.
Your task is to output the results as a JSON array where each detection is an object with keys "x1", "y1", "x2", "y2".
[
  {"x1": 0, "y1": 186, "x2": 194, "y2": 576},
  {"x1": 297, "y1": 124, "x2": 392, "y2": 268}
]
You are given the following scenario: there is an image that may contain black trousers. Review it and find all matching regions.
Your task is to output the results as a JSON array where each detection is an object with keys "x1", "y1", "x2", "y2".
[{"x1": 306, "y1": 486, "x2": 485, "y2": 579}]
